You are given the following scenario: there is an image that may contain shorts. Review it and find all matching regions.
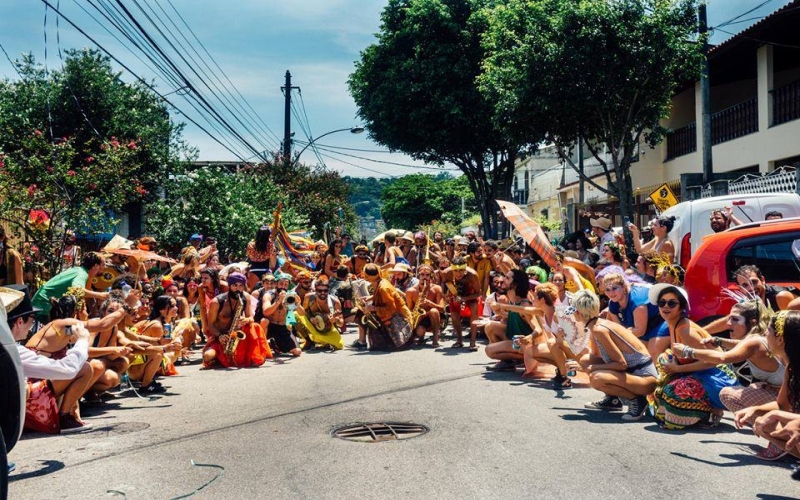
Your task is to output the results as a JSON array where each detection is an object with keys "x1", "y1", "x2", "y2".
[{"x1": 267, "y1": 322, "x2": 300, "y2": 353}]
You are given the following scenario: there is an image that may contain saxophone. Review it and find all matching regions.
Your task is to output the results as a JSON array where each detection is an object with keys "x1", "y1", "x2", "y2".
[
  {"x1": 411, "y1": 279, "x2": 430, "y2": 329},
  {"x1": 223, "y1": 295, "x2": 247, "y2": 358},
  {"x1": 353, "y1": 284, "x2": 382, "y2": 331}
]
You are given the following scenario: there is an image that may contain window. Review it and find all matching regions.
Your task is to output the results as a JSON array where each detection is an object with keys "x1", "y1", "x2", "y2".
[{"x1": 726, "y1": 232, "x2": 800, "y2": 284}]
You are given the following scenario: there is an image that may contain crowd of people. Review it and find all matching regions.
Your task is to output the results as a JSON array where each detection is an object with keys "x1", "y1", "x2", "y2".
[{"x1": 3, "y1": 205, "x2": 800, "y2": 482}]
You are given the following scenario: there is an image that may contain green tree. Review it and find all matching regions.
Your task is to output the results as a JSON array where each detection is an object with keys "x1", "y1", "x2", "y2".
[
  {"x1": 0, "y1": 48, "x2": 193, "y2": 273},
  {"x1": 380, "y1": 173, "x2": 475, "y2": 229},
  {"x1": 480, "y1": 0, "x2": 701, "y2": 224},
  {"x1": 145, "y1": 167, "x2": 303, "y2": 259},
  {"x1": 348, "y1": 0, "x2": 525, "y2": 238}
]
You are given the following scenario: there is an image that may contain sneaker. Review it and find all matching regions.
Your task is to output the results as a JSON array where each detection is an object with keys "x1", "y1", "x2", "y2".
[
  {"x1": 141, "y1": 381, "x2": 167, "y2": 394},
  {"x1": 756, "y1": 443, "x2": 789, "y2": 461},
  {"x1": 350, "y1": 340, "x2": 367, "y2": 350},
  {"x1": 59, "y1": 414, "x2": 93, "y2": 434},
  {"x1": 584, "y1": 395, "x2": 623, "y2": 411},
  {"x1": 485, "y1": 360, "x2": 517, "y2": 372},
  {"x1": 8, "y1": 462, "x2": 16, "y2": 474},
  {"x1": 621, "y1": 396, "x2": 648, "y2": 421}
]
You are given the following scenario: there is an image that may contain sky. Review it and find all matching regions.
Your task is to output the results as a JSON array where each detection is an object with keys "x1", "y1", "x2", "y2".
[{"x1": 0, "y1": 0, "x2": 792, "y2": 178}]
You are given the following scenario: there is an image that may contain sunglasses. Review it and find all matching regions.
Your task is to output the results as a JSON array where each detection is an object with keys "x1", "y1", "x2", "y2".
[
  {"x1": 604, "y1": 285, "x2": 623, "y2": 293},
  {"x1": 658, "y1": 299, "x2": 680, "y2": 309},
  {"x1": 316, "y1": 289, "x2": 329, "y2": 293}
]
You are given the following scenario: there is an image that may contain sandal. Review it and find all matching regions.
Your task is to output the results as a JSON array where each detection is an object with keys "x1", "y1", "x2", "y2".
[
  {"x1": 756, "y1": 443, "x2": 789, "y2": 461},
  {"x1": 468, "y1": 345, "x2": 478, "y2": 352},
  {"x1": 450, "y1": 341, "x2": 464, "y2": 349},
  {"x1": 431, "y1": 342, "x2": 441, "y2": 348}
]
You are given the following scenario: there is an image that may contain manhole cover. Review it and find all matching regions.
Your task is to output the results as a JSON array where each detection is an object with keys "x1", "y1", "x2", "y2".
[{"x1": 331, "y1": 422, "x2": 429, "y2": 442}]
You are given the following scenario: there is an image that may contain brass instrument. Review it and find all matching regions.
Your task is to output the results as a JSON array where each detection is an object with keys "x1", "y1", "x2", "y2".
[
  {"x1": 223, "y1": 295, "x2": 247, "y2": 358},
  {"x1": 353, "y1": 282, "x2": 382, "y2": 331},
  {"x1": 445, "y1": 280, "x2": 460, "y2": 305},
  {"x1": 411, "y1": 278, "x2": 430, "y2": 330}
]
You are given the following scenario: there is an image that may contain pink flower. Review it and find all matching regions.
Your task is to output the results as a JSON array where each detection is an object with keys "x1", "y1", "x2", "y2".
[
  {"x1": 86, "y1": 156, "x2": 94, "y2": 164},
  {"x1": 34, "y1": 130, "x2": 42, "y2": 136},
  {"x1": 46, "y1": 166, "x2": 54, "y2": 173},
  {"x1": 89, "y1": 183, "x2": 97, "y2": 190},
  {"x1": 672, "y1": 377, "x2": 706, "y2": 401},
  {"x1": 127, "y1": 141, "x2": 137, "y2": 150},
  {"x1": 27, "y1": 184, "x2": 37, "y2": 197},
  {"x1": 67, "y1": 170, "x2": 76, "y2": 176}
]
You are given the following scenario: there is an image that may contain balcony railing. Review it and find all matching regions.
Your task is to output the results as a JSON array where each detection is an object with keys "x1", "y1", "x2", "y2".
[
  {"x1": 773, "y1": 79, "x2": 800, "y2": 126},
  {"x1": 665, "y1": 122, "x2": 697, "y2": 160},
  {"x1": 711, "y1": 97, "x2": 758, "y2": 145},
  {"x1": 512, "y1": 190, "x2": 529, "y2": 205}
]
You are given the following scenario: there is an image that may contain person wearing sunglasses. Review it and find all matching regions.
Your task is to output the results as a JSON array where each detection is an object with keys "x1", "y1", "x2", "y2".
[
  {"x1": 294, "y1": 276, "x2": 344, "y2": 351},
  {"x1": 673, "y1": 300, "x2": 784, "y2": 459},
  {"x1": 603, "y1": 273, "x2": 669, "y2": 363},
  {"x1": 649, "y1": 284, "x2": 739, "y2": 430}
]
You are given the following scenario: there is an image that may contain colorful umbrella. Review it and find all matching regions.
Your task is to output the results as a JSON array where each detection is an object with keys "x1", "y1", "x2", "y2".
[{"x1": 496, "y1": 200, "x2": 557, "y2": 268}]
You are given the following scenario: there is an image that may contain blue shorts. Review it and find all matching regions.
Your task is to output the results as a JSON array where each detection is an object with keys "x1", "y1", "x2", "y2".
[{"x1": 641, "y1": 321, "x2": 670, "y2": 341}]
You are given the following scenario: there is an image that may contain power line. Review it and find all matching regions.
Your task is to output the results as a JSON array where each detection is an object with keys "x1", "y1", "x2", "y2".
[
  {"x1": 714, "y1": 0, "x2": 778, "y2": 29},
  {"x1": 37, "y1": 0, "x2": 259, "y2": 165},
  {"x1": 316, "y1": 150, "x2": 397, "y2": 178},
  {"x1": 715, "y1": 27, "x2": 800, "y2": 49},
  {"x1": 299, "y1": 142, "x2": 461, "y2": 171}
]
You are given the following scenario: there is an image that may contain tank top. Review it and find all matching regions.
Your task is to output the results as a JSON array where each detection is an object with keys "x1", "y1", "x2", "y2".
[{"x1": 746, "y1": 337, "x2": 785, "y2": 386}]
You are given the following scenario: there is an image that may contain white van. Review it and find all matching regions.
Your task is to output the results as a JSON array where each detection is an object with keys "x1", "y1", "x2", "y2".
[{"x1": 661, "y1": 193, "x2": 800, "y2": 267}]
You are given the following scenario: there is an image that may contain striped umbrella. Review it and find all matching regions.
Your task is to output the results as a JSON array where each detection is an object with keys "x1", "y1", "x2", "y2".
[{"x1": 496, "y1": 200, "x2": 557, "y2": 268}]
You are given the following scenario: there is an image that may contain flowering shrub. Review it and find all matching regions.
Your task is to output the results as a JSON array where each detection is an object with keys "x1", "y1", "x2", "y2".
[{"x1": 0, "y1": 131, "x2": 150, "y2": 275}]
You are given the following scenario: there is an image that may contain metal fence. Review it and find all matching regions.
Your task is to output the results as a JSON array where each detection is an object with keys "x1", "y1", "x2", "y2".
[{"x1": 727, "y1": 166, "x2": 797, "y2": 194}]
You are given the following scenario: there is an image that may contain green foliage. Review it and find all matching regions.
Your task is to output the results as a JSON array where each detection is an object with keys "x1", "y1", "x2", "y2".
[
  {"x1": 534, "y1": 215, "x2": 561, "y2": 232},
  {"x1": 345, "y1": 176, "x2": 397, "y2": 219},
  {"x1": 0, "y1": 132, "x2": 149, "y2": 274},
  {"x1": 348, "y1": 0, "x2": 524, "y2": 237},
  {"x1": 147, "y1": 160, "x2": 356, "y2": 258},
  {"x1": 380, "y1": 173, "x2": 476, "y2": 229},
  {"x1": 480, "y1": 0, "x2": 702, "y2": 219},
  {"x1": 146, "y1": 167, "x2": 296, "y2": 259},
  {"x1": 0, "y1": 48, "x2": 192, "y2": 274}
]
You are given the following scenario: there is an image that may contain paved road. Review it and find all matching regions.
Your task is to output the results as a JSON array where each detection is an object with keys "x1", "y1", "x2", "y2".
[{"x1": 8, "y1": 329, "x2": 800, "y2": 499}]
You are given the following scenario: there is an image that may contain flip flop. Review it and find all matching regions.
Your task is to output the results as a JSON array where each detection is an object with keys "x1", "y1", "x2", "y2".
[
  {"x1": 450, "y1": 341, "x2": 464, "y2": 349},
  {"x1": 756, "y1": 443, "x2": 789, "y2": 461},
  {"x1": 468, "y1": 345, "x2": 478, "y2": 352}
]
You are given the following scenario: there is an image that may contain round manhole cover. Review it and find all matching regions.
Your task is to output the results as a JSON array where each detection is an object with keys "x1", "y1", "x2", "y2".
[{"x1": 331, "y1": 422, "x2": 429, "y2": 442}]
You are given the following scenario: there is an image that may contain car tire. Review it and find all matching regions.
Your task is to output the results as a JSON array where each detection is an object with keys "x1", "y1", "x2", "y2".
[{"x1": 0, "y1": 430, "x2": 8, "y2": 500}]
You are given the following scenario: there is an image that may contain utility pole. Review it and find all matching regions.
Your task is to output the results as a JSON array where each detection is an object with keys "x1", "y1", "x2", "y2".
[
  {"x1": 699, "y1": 2, "x2": 713, "y2": 184},
  {"x1": 281, "y1": 71, "x2": 299, "y2": 163}
]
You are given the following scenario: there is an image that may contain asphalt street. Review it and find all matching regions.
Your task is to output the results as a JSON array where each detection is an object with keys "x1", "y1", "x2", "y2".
[{"x1": 8, "y1": 328, "x2": 800, "y2": 500}]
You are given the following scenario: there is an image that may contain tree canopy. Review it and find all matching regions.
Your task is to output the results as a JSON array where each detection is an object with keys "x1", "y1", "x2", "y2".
[
  {"x1": 0, "y1": 49, "x2": 191, "y2": 275},
  {"x1": 380, "y1": 173, "x2": 476, "y2": 229},
  {"x1": 480, "y1": 0, "x2": 702, "y2": 220},
  {"x1": 348, "y1": 0, "x2": 525, "y2": 237}
]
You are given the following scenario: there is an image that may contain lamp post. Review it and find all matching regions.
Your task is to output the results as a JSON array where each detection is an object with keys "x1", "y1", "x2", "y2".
[{"x1": 294, "y1": 126, "x2": 365, "y2": 165}]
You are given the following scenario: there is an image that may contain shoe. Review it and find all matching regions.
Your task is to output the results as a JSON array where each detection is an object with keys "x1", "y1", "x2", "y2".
[
  {"x1": 8, "y1": 462, "x2": 16, "y2": 474},
  {"x1": 141, "y1": 381, "x2": 167, "y2": 394},
  {"x1": 699, "y1": 412, "x2": 723, "y2": 429},
  {"x1": 268, "y1": 338, "x2": 280, "y2": 354},
  {"x1": 552, "y1": 375, "x2": 572, "y2": 389},
  {"x1": 485, "y1": 360, "x2": 517, "y2": 372},
  {"x1": 756, "y1": 443, "x2": 788, "y2": 461},
  {"x1": 302, "y1": 340, "x2": 316, "y2": 351},
  {"x1": 584, "y1": 395, "x2": 623, "y2": 411},
  {"x1": 549, "y1": 369, "x2": 563, "y2": 383},
  {"x1": 350, "y1": 340, "x2": 367, "y2": 350},
  {"x1": 59, "y1": 414, "x2": 93, "y2": 434},
  {"x1": 621, "y1": 395, "x2": 648, "y2": 421}
]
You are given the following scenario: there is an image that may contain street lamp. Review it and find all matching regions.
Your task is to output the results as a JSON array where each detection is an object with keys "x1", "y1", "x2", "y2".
[{"x1": 294, "y1": 126, "x2": 365, "y2": 164}]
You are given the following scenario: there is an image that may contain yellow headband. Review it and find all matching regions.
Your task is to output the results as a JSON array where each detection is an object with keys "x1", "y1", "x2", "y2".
[
  {"x1": 450, "y1": 264, "x2": 467, "y2": 271},
  {"x1": 774, "y1": 310, "x2": 788, "y2": 338}
]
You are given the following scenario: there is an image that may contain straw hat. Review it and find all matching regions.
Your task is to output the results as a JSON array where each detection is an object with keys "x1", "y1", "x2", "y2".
[
  {"x1": 0, "y1": 286, "x2": 25, "y2": 313},
  {"x1": 389, "y1": 263, "x2": 411, "y2": 274}
]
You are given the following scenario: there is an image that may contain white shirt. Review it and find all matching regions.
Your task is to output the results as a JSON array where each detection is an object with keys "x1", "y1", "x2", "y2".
[{"x1": 16, "y1": 338, "x2": 89, "y2": 380}]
